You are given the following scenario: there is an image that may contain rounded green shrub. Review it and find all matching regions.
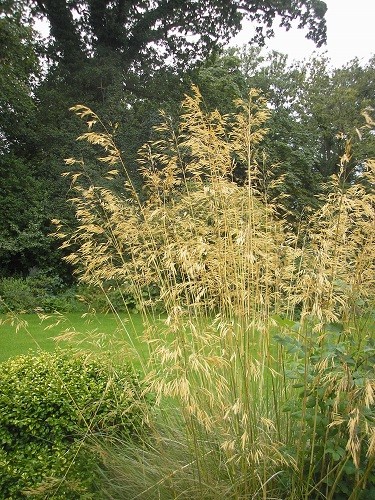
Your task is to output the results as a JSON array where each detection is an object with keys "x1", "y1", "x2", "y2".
[{"x1": 0, "y1": 351, "x2": 150, "y2": 499}]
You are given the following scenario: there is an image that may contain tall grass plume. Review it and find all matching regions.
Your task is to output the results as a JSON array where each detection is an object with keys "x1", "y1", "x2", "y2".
[{"x1": 56, "y1": 86, "x2": 375, "y2": 499}]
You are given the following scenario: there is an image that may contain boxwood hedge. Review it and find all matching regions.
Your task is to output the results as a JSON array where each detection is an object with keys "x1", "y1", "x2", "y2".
[{"x1": 0, "y1": 350, "x2": 150, "y2": 499}]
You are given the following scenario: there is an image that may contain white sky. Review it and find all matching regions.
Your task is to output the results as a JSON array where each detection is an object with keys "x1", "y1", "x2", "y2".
[{"x1": 228, "y1": 0, "x2": 375, "y2": 67}]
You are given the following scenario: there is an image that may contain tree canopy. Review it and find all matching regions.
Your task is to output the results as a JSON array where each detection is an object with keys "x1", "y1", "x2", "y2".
[
  {"x1": 0, "y1": 8, "x2": 39, "y2": 153},
  {"x1": 196, "y1": 48, "x2": 375, "y2": 217},
  {"x1": 27, "y1": 0, "x2": 327, "y2": 94},
  {"x1": 32, "y1": 0, "x2": 327, "y2": 57}
]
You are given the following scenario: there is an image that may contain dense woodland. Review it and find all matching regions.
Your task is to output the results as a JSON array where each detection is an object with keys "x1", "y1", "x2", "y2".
[{"x1": 1, "y1": 0, "x2": 373, "y2": 282}]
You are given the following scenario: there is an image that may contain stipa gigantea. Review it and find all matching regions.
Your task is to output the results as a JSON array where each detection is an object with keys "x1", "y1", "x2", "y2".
[
  {"x1": 278, "y1": 144, "x2": 375, "y2": 499},
  {"x1": 292, "y1": 146, "x2": 375, "y2": 330},
  {"x1": 59, "y1": 87, "x2": 297, "y2": 498},
  {"x1": 59, "y1": 87, "x2": 374, "y2": 499}
]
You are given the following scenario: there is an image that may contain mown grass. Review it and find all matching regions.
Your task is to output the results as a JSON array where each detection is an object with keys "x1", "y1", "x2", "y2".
[{"x1": 0, "y1": 312, "x2": 149, "y2": 367}]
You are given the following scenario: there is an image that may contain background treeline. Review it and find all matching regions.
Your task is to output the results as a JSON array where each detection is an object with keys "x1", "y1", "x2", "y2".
[{"x1": 1, "y1": 0, "x2": 374, "y2": 303}]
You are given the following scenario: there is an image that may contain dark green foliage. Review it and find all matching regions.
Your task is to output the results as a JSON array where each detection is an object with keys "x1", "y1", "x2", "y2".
[
  {"x1": 0, "y1": 277, "x2": 39, "y2": 313},
  {"x1": 0, "y1": 351, "x2": 150, "y2": 498},
  {"x1": 0, "y1": 155, "x2": 52, "y2": 276},
  {"x1": 0, "y1": 10, "x2": 39, "y2": 154},
  {"x1": 30, "y1": 0, "x2": 327, "y2": 73},
  {"x1": 0, "y1": 272, "x2": 75, "y2": 313},
  {"x1": 196, "y1": 49, "x2": 375, "y2": 221},
  {"x1": 0, "y1": 9, "x2": 69, "y2": 277},
  {"x1": 276, "y1": 324, "x2": 375, "y2": 498}
]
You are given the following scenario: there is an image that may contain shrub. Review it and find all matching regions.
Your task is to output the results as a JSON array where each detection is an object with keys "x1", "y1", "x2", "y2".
[
  {"x1": 0, "y1": 350, "x2": 150, "y2": 498},
  {"x1": 0, "y1": 271, "x2": 78, "y2": 314},
  {"x1": 0, "y1": 273, "x2": 151, "y2": 314},
  {"x1": 276, "y1": 323, "x2": 375, "y2": 498},
  {"x1": 0, "y1": 277, "x2": 37, "y2": 313},
  {"x1": 75, "y1": 283, "x2": 140, "y2": 313}
]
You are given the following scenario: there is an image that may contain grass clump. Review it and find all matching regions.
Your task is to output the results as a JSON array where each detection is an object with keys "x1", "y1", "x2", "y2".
[{"x1": 58, "y1": 86, "x2": 375, "y2": 498}]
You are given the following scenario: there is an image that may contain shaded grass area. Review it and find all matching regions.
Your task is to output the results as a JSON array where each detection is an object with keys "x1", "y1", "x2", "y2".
[{"x1": 0, "y1": 312, "x2": 150, "y2": 367}]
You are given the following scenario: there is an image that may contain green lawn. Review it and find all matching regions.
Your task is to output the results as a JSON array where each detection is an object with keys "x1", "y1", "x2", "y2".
[{"x1": 0, "y1": 312, "x2": 151, "y2": 367}]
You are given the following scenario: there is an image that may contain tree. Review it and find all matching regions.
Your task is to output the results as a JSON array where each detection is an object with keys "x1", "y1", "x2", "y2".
[
  {"x1": 296, "y1": 55, "x2": 375, "y2": 178},
  {"x1": 0, "y1": 6, "x2": 50, "y2": 275},
  {"x1": 0, "y1": 155, "x2": 51, "y2": 275},
  {"x1": 1, "y1": 0, "x2": 328, "y2": 277},
  {"x1": 0, "y1": 6, "x2": 39, "y2": 154},
  {"x1": 29, "y1": 0, "x2": 328, "y2": 211},
  {"x1": 28, "y1": 0, "x2": 327, "y2": 97},
  {"x1": 196, "y1": 48, "x2": 375, "y2": 220}
]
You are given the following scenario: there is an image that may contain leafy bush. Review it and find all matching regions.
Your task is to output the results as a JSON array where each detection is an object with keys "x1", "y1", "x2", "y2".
[
  {"x1": 0, "y1": 270, "x2": 78, "y2": 313},
  {"x1": 0, "y1": 272, "x2": 154, "y2": 314},
  {"x1": 0, "y1": 277, "x2": 37, "y2": 313},
  {"x1": 0, "y1": 351, "x2": 150, "y2": 498},
  {"x1": 276, "y1": 324, "x2": 375, "y2": 499}
]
